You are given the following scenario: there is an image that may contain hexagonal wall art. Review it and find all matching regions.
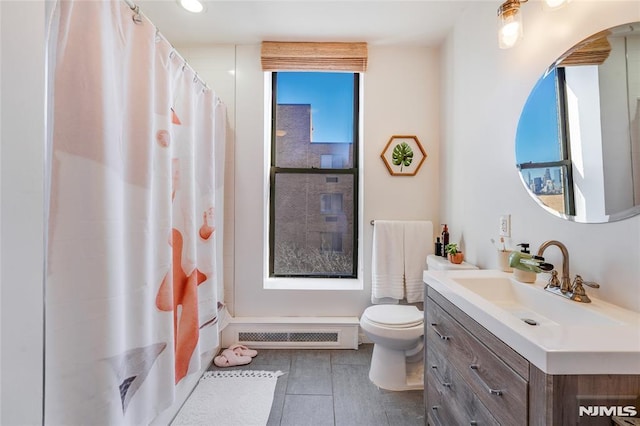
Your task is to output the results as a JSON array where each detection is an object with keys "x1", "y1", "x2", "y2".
[{"x1": 380, "y1": 135, "x2": 427, "y2": 176}]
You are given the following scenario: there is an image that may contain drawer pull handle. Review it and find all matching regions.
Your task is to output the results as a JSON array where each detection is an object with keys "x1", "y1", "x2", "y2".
[
  {"x1": 469, "y1": 364, "x2": 503, "y2": 396},
  {"x1": 431, "y1": 406, "x2": 445, "y2": 426},
  {"x1": 430, "y1": 323, "x2": 451, "y2": 340},
  {"x1": 430, "y1": 365, "x2": 451, "y2": 387}
]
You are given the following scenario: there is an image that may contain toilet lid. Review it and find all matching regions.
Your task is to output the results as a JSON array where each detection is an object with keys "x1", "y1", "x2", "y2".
[{"x1": 363, "y1": 305, "x2": 423, "y2": 328}]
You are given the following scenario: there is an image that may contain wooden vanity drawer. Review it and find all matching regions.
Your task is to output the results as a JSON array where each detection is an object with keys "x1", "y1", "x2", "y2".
[
  {"x1": 427, "y1": 346, "x2": 499, "y2": 426},
  {"x1": 426, "y1": 374, "x2": 460, "y2": 426},
  {"x1": 427, "y1": 296, "x2": 528, "y2": 426}
]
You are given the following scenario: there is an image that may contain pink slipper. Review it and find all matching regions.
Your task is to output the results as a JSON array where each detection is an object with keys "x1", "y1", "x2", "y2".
[
  {"x1": 228, "y1": 343, "x2": 258, "y2": 358},
  {"x1": 213, "y1": 348, "x2": 252, "y2": 367}
]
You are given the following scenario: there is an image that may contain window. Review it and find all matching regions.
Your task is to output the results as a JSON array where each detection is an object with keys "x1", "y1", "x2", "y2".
[
  {"x1": 516, "y1": 67, "x2": 575, "y2": 215},
  {"x1": 320, "y1": 154, "x2": 343, "y2": 168},
  {"x1": 320, "y1": 232, "x2": 343, "y2": 253},
  {"x1": 320, "y1": 193, "x2": 343, "y2": 214},
  {"x1": 269, "y1": 72, "x2": 359, "y2": 278}
]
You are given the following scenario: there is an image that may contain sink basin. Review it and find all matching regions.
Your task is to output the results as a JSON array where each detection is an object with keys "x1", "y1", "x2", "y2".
[
  {"x1": 453, "y1": 276, "x2": 623, "y2": 327},
  {"x1": 423, "y1": 269, "x2": 640, "y2": 375}
]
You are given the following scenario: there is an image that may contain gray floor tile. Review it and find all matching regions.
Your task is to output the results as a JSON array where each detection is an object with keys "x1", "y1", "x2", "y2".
[
  {"x1": 287, "y1": 350, "x2": 333, "y2": 395},
  {"x1": 382, "y1": 389, "x2": 425, "y2": 426},
  {"x1": 280, "y1": 394, "x2": 335, "y2": 426},
  {"x1": 385, "y1": 407, "x2": 426, "y2": 426},
  {"x1": 330, "y1": 344, "x2": 373, "y2": 365},
  {"x1": 332, "y1": 364, "x2": 389, "y2": 426},
  {"x1": 250, "y1": 348, "x2": 293, "y2": 368}
]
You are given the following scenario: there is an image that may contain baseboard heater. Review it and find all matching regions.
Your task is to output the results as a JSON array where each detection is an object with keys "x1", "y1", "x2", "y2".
[{"x1": 221, "y1": 316, "x2": 360, "y2": 349}]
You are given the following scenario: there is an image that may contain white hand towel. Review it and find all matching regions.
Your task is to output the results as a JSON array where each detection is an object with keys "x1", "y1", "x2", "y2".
[
  {"x1": 371, "y1": 220, "x2": 405, "y2": 303},
  {"x1": 403, "y1": 221, "x2": 433, "y2": 303}
]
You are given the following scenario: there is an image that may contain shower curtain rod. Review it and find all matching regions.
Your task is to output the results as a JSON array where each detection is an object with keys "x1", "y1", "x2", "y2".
[{"x1": 121, "y1": 0, "x2": 210, "y2": 91}]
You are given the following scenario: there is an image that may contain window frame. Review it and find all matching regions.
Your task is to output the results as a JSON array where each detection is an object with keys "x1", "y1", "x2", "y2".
[
  {"x1": 517, "y1": 67, "x2": 576, "y2": 216},
  {"x1": 264, "y1": 71, "x2": 363, "y2": 289}
]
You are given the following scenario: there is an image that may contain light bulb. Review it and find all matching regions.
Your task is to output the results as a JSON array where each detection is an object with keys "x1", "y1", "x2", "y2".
[
  {"x1": 500, "y1": 21, "x2": 522, "y2": 48},
  {"x1": 497, "y1": 1, "x2": 523, "y2": 49},
  {"x1": 179, "y1": 0, "x2": 204, "y2": 13}
]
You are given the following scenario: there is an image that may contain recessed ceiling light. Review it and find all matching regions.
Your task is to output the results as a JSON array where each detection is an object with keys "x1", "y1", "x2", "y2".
[
  {"x1": 178, "y1": 0, "x2": 204, "y2": 14},
  {"x1": 543, "y1": 0, "x2": 570, "y2": 10}
]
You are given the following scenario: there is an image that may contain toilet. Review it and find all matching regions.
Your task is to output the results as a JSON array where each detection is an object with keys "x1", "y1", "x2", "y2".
[
  {"x1": 360, "y1": 304, "x2": 424, "y2": 391},
  {"x1": 361, "y1": 255, "x2": 478, "y2": 391}
]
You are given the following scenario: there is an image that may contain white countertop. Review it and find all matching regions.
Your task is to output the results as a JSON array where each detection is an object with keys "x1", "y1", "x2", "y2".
[
  {"x1": 423, "y1": 269, "x2": 640, "y2": 375},
  {"x1": 426, "y1": 254, "x2": 478, "y2": 270}
]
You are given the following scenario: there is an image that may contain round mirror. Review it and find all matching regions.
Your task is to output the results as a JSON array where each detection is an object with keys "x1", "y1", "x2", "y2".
[{"x1": 516, "y1": 22, "x2": 640, "y2": 223}]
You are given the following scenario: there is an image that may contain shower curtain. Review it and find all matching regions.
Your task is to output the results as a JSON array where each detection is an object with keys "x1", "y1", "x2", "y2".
[{"x1": 45, "y1": 1, "x2": 225, "y2": 424}]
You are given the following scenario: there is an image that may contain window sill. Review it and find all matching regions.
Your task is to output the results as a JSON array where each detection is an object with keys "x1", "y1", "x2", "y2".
[{"x1": 264, "y1": 277, "x2": 363, "y2": 291}]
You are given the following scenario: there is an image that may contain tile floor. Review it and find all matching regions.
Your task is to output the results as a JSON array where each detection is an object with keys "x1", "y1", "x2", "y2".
[{"x1": 205, "y1": 344, "x2": 425, "y2": 426}]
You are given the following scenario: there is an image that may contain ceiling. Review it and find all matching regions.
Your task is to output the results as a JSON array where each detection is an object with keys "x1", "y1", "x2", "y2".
[{"x1": 137, "y1": 1, "x2": 473, "y2": 47}]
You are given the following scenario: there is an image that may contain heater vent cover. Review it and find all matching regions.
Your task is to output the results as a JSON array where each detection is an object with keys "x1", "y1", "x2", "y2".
[
  {"x1": 238, "y1": 331, "x2": 339, "y2": 343},
  {"x1": 221, "y1": 317, "x2": 359, "y2": 349}
]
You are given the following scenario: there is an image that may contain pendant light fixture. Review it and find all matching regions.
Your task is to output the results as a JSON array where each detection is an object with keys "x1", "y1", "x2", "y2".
[
  {"x1": 497, "y1": 0, "x2": 571, "y2": 49},
  {"x1": 497, "y1": 0, "x2": 525, "y2": 49}
]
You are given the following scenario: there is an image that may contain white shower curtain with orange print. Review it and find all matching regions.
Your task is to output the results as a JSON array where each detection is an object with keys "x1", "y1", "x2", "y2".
[{"x1": 45, "y1": 1, "x2": 224, "y2": 424}]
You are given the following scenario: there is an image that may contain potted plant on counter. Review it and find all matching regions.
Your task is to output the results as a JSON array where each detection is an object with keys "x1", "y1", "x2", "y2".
[{"x1": 445, "y1": 243, "x2": 464, "y2": 264}]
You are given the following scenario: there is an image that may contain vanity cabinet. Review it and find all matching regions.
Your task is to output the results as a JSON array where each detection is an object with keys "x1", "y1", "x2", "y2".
[
  {"x1": 426, "y1": 286, "x2": 528, "y2": 425},
  {"x1": 425, "y1": 285, "x2": 640, "y2": 426}
]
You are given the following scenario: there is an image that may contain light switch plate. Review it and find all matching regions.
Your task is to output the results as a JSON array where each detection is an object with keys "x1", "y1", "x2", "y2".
[{"x1": 499, "y1": 215, "x2": 511, "y2": 237}]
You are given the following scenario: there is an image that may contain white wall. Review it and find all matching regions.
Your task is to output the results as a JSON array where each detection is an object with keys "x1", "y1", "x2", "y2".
[
  {"x1": 239, "y1": 45, "x2": 441, "y2": 316},
  {"x1": 565, "y1": 66, "x2": 607, "y2": 222},
  {"x1": 441, "y1": 1, "x2": 640, "y2": 311},
  {"x1": 629, "y1": 35, "x2": 640, "y2": 205},
  {"x1": 599, "y1": 37, "x2": 634, "y2": 214},
  {"x1": 0, "y1": 1, "x2": 46, "y2": 424}
]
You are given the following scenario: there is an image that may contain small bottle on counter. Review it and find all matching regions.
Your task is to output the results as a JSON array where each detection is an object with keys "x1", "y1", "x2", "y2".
[
  {"x1": 435, "y1": 237, "x2": 442, "y2": 257},
  {"x1": 441, "y1": 224, "x2": 449, "y2": 256}
]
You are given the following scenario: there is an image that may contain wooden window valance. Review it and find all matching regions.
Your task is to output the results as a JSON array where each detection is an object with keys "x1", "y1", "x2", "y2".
[
  {"x1": 559, "y1": 32, "x2": 611, "y2": 67},
  {"x1": 261, "y1": 41, "x2": 368, "y2": 72}
]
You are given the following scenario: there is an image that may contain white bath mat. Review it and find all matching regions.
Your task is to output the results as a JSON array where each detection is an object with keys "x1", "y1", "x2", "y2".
[{"x1": 172, "y1": 370, "x2": 284, "y2": 426}]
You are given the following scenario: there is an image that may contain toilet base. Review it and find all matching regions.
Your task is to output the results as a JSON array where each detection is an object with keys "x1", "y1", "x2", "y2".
[{"x1": 368, "y1": 343, "x2": 424, "y2": 391}]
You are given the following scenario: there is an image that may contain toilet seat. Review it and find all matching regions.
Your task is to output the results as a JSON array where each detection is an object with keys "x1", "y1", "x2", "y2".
[{"x1": 362, "y1": 305, "x2": 423, "y2": 328}]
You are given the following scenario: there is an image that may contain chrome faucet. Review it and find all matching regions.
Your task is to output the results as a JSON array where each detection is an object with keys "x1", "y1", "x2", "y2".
[{"x1": 536, "y1": 240, "x2": 571, "y2": 293}]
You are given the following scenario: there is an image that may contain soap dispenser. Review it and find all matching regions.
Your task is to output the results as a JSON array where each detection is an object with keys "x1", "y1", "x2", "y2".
[{"x1": 510, "y1": 243, "x2": 537, "y2": 283}]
